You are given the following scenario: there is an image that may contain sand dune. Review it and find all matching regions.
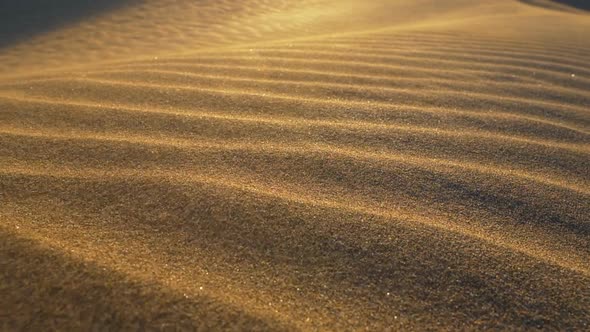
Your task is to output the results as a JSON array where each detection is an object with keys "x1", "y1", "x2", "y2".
[{"x1": 1, "y1": 0, "x2": 589, "y2": 330}]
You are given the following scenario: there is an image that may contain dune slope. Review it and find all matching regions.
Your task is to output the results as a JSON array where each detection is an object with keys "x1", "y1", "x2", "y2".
[{"x1": 1, "y1": 0, "x2": 589, "y2": 330}]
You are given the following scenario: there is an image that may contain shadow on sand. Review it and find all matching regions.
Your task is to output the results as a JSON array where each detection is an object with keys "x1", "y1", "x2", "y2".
[
  {"x1": 0, "y1": 0, "x2": 140, "y2": 49},
  {"x1": 553, "y1": 0, "x2": 590, "y2": 10},
  {"x1": 519, "y1": 0, "x2": 590, "y2": 11}
]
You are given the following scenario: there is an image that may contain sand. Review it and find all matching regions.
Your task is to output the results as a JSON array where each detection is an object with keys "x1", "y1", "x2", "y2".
[{"x1": 0, "y1": 0, "x2": 589, "y2": 330}]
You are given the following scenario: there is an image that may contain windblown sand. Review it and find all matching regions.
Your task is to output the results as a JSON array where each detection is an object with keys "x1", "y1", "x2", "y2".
[{"x1": 0, "y1": 0, "x2": 589, "y2": 330}]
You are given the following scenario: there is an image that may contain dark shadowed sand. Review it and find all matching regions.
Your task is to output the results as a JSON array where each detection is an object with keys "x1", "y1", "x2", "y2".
[{"x1": 0, "y1": 0, "x2": 589, "y2": 330}]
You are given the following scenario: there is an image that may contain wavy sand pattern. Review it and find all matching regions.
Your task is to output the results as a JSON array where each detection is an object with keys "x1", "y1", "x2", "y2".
[{"x1": 0, "y1": 0, "x2": 589, "y2": 330}]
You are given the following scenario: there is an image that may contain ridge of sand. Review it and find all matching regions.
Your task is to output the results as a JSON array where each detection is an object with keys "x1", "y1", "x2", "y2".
[{"x1": 1, "y1": 0, "x2": 589, "y2": 330}]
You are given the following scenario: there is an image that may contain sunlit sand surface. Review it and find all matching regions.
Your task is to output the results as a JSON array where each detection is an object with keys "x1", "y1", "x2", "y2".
[{"x1": 1, "y1": 0, "x2": 589, "y2": 330}]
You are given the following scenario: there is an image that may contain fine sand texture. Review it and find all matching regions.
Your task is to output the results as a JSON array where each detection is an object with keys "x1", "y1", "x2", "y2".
[{"x1": 0, "y1": 0, "x2": 589, "y2": 330}]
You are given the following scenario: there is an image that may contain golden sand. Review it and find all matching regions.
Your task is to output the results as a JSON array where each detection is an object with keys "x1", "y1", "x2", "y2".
[{"x1": 1, "y1": 0, "x2": 589, "y2": 330}]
